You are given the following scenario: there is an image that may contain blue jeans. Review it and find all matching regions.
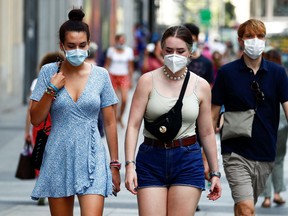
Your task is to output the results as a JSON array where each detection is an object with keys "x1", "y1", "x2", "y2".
[{"x1": 136, "y1": 141, "x2": 205, "y2": 190}]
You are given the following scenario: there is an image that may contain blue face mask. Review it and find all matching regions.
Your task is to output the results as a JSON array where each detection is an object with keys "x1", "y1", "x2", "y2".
[
  {"x1": 191, "y1": 42, "x2": 198, "y2": 53},
  {"x1": 64, "y1": 48, "x2": 88, "y2": 66}
]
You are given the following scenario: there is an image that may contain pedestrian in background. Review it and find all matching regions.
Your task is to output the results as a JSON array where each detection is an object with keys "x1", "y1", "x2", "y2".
[
  {"x1": 211, "y1": 50, "x2": 223, "y2": 81},
  {"x1": 183, "y1": 23, "x2": 214, "y2": 87},
  {"x1": 30, "y1": 8, "x2": 120, "y2": 215},
  {"x1": 261, "y1": 47, "x2": 287, "y2": 208},
  {"x1": 104, "y1": 34, "x2": 134, "y2": 128},
  {"x1": 222, "y1": 40, "x2": 237, "y2": 64},
  {"x1": 85, "y1": 41, "x2": 98, "y2": 65},
  {"x1": 134, "y1": 22, "x2": 150, "y2": 71},
  {"x1": 211, "y1": 19, "x2": 288, "y2": 216},
  {"x1": 141, "y1": 40, "x2": 163, "y2": 74},
  {"x1": 125, "y1": 25, "x2": 221, "y2": 216},
  {"x1": 24, "y1": 51, "x2": 64, "y2": 206}
]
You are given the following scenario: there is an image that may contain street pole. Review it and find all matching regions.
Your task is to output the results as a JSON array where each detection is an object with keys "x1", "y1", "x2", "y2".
[
  {"x1": 23, "y1": 0, "x2": 38, "y2": 104},
  {"x1": 148, "y1": 0, "x2": 156, "y2": 36}
]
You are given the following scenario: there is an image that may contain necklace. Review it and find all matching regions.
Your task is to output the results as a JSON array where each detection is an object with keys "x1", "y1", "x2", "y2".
[{"x1": 163, "y1": 67, "x2": 187, "y2": 81}]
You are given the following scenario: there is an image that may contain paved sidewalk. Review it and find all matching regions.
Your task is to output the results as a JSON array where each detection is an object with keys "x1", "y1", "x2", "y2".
[{"x1": 0, "y1": 89, "x2": 287, "y2": 215}]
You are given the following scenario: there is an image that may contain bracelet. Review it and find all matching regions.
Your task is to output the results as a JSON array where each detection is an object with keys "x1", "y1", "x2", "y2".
[
  {"x1": 45, "y1": 86, "x2": 58, "y2": 100},
  {"x1": 110, "y1": 159, "x2": 120, "y2": 164},
  {"x1": 125, "y1": 160, "x2": 136, "y2": 167},
  {"x1": 110, "y1": 160, "x2": 121, "y2": 170},
  {"x1": 48, "y1": 83, "x2": 59, "y2": 92}
]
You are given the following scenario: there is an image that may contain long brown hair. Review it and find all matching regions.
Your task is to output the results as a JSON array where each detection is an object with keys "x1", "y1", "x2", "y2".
[{"x1": 161, "y1": 26, "x2": 193, "y2": 51}]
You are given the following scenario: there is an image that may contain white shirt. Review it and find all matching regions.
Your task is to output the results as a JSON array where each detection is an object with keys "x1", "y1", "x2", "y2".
[
  {"x1": 30, "y1": 78, "x2": 38, "y2": 91},
  {"x1": 107, "y1": 46, "x2": 134, "y2": 76}
]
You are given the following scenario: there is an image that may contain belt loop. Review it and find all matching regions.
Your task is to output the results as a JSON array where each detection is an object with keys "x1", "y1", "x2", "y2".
[
  {"x1": 171, "y1": 140, "x2": 175, "y2": 148},
  {"x1": 164, "y1": 143, "x2": 171, "y2": 149},
  {"x1": 179, "y1": 138, "x2": 183, "y2": 147}
]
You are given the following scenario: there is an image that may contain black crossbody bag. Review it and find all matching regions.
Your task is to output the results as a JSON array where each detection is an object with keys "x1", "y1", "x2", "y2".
[{"x1": 144, "y1": 71, "x2": 190, "y2": 143}]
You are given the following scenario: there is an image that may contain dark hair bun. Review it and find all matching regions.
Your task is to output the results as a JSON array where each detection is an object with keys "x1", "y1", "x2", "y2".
[{"x1": 68, "y1": 9, "x2": 85, "y2": 21}]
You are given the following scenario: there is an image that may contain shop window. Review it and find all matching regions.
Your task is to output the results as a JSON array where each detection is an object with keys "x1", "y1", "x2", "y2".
[{"x1": 274, "y1": 0, "x2": 288, "y2": 16}]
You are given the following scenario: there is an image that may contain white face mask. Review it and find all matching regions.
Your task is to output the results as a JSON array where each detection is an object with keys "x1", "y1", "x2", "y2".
[
  {"x1": 243, "y1": 38, "x2": 265, "y2": 60},
  {"x1": 164, "y1": 54, "x2": 188, "y2": 74}
]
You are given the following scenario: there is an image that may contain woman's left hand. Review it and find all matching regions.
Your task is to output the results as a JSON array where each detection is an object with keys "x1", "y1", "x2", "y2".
[
  {"x1": 111, "y1": 168, "x2": 121, "y2": 195},
  {"x1": 207, "y1": 176, "x2": 221, "y2": 201}
]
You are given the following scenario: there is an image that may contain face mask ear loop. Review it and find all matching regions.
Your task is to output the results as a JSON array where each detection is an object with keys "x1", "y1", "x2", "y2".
[{"x1": 61, "y1": 44, "x2": 67, "y2": 54}]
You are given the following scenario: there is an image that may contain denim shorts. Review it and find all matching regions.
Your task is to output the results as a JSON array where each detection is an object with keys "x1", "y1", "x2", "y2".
[{"x1": 136, "y1": 141, "x2": 205, "y2": 190}]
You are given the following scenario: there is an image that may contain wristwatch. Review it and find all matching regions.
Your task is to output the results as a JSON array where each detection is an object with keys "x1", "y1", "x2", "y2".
[
  {"x1": 125, "y1": 160, "x2": 136, "y2": 167},
  {"x1": 209, "y1": 171, "x2": 221, "y2": 179}
]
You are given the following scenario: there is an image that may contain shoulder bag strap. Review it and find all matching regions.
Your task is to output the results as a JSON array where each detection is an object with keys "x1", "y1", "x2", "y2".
[
  {"x1": 56, "y1": 58, "x2": 62, "y2": 73},
  {"x1": 177, "y1": 70, "x2": 190, "y2": 102}
]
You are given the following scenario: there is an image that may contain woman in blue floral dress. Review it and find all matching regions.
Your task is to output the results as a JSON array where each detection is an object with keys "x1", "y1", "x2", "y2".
[{"x1": 30, "y1": 8, "x2": 121, "y2": 215}]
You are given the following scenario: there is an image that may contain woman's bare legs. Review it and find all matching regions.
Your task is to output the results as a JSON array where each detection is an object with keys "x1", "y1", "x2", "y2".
[
  {"x1": 117, "y1": 87, "x2": 129, "y2": 128},
  {"x1": 137, "y1": 188, "x2": 168, "y2": 216},
  {"x1": 78, "y1": 194, "x2": 105, "y2": 216},
  {"x1": 48, "y1": 196, "x2": 75, "y2": 216},
  {"x1": 167, "y1": 186, "x2": 201, "y2": 216},
  {"x1": 137, "y1": 186, "x2": 202, "y2": 216}
]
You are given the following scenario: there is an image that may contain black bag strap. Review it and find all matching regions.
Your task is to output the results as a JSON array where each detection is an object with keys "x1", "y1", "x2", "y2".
[
  {"x1": 56, "y1": 58, "x2": 62, "y2": 73},
  {"x1": 177, "y1": 70, "x2": 190, "y2": 103}
]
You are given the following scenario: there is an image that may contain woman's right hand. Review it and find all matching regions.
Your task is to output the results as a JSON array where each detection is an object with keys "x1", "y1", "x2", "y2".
[
  {"x1": 125, "y1": 164, "x2": 138, "y2": 195},
  {"x1": 50, "y1": 72, "x2": 65, "y2": 90}
]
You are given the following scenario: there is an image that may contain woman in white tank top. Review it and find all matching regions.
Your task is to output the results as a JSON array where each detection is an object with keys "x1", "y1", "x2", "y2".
[{"x1": 124, "y1": 25, "x2": 222, "y2": 216}]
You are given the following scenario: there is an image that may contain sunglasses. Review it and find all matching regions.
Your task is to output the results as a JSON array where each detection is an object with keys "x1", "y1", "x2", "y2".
[{"x1": 251, "y1": 81, "x2": 265, "y2": 102}]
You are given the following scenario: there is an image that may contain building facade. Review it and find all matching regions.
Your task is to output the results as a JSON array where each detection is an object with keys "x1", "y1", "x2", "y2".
[
  {"x1": 250, "y1": 0, "x2": 288, "y2": 34},
  {"x1": 0, "y1": 0, "x2": 25, "y2": 106},
  {"x1": 250, "y1": 0, "x2": 288, "y2": 68},
  {"x1": 0, "y1": 0, "x2": 148, "y2": 106}
]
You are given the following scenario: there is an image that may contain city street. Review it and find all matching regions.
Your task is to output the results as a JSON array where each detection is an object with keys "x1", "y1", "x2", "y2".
[{"x1": 0, "y1": 82, "x2": 288, "y2": 216}]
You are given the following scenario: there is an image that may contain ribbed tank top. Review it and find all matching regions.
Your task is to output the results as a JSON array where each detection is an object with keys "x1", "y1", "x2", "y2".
[{"x1": 143, "y1": 72, "x2": 200, "y2": 140}]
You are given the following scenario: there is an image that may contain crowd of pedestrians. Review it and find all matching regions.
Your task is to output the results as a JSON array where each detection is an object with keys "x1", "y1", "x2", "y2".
[{"x1": 20, "y1": 6, "x2": 288, "y2": 216}]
